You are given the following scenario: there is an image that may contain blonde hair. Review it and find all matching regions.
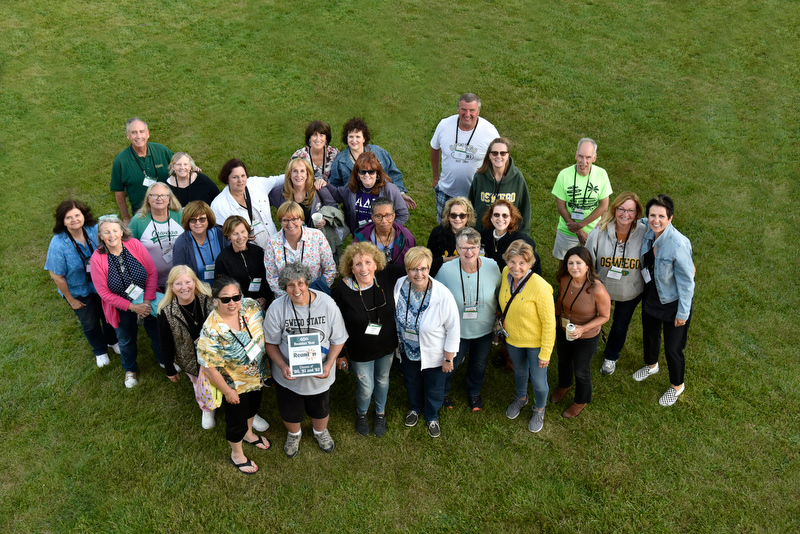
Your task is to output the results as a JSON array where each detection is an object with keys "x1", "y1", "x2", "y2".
[
  {"x1": 283, "y1": 158, "x2": 316, "y2": 208},
  {"x1": 502, "y1": 239, "x2": 535, "y2": 266},
  {"x1": 403, "y1": 246, "x2": 433, "y2": 271},
  {"x1": 158, "y1": 265, "x2": 212, "y2": 315},
  {"x1": 597, "y1": 191, "x2": 643, "y2": 231},
  {"x1": 138, "y1": 182, "x2": 182, "y2": 217},
  {"x1": 441, "y1": 196, "x2": 476, "y2": 228}
]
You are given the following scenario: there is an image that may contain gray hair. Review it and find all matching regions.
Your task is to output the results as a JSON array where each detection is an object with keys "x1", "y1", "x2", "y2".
[
  {"x1": 576, "y1": 137, "x2": 597, "y2": 155},
  {"x1": 455, "y1": 227, "x2": 481, "y2": 247},
  {"x1": 96, "y1": 215, "x2": 133, "y2": 253},
  {"x1": 278, "y1": 263, "x2": 313, "y2": 291},
  {"x1": 126, "y1": 117, "x2": 148, "y2": 134},
  {"x1": 371, "y1": 196, "x2": 395, "y2": 214},
  {"x1": 458, "y1": 93, "x2": 481, "y2": 108}
]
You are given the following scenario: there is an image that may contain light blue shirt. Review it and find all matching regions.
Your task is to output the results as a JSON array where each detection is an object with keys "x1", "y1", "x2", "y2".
[
  {"x1": 435, "y1": 257, "x2": 501, "y2": 339},
  {"x1": 44, "y1": 225, "x2": 99, "y2": 298}
]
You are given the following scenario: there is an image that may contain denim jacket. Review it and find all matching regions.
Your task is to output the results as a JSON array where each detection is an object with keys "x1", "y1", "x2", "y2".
[{"x1": 641, "y1": 220, "x2": 695, "y2": 320}]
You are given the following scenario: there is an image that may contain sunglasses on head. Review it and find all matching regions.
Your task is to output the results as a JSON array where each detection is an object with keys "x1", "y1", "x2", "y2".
[
  {"x1": 218, "y1": 294, "x2": 242, "y2": 304},
  {"x1": 358, "y1": 169, "x2": 377, "y2": 176}
]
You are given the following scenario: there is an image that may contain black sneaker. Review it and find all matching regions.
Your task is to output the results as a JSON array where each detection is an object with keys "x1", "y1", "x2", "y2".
[
  {"x1": 356, "y1": 413, "x2": 369, "y2": 436},
  {"x1": 404, "y1": 410, "x2": 419, "y2": 427},
  {"x1": 443, "y1": 395, "x2": 454, "y2": 409},
  {"x1": 468, "y1": 395, "x2": 484, "y2": 411},
  {"x1": 373, "y1": 412, "x2": 387, "y2": 437}
]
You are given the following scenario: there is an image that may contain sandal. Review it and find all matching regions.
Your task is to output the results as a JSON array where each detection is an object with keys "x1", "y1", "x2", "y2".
[
  {"x1": 229, "y1": 457, "x2": 258, "y2": 475},
  {"x1": 244, "y1": 435, "x2": 272, "y2": 450}
]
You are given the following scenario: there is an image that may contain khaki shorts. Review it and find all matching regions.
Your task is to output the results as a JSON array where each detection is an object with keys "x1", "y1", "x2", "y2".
[{"x1": 552, "y1": 230, "x2": 581, "y2": 260}]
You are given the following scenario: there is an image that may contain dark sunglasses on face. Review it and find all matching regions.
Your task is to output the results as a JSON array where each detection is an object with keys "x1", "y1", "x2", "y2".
[
  {"x1": 449, "y1": 213, "x2": 468, "y2": 220},
  {"x1": 358, "y1": 169, "x2": 377, "y2": 176},
  {"x1": 490, "y1": 151, "x2": 509, "y2": 156},
  {"x1": 218, "y1": 294, "x2": 243, "y2": 304}
]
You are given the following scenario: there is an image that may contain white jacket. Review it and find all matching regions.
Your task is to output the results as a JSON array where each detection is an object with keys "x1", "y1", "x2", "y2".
[
  {"x1": 394, "y1": 276, "x2": 461, "y2": 370},
  {"x1": 210, "y1": 175, "x2": 284, "y2": 250}
]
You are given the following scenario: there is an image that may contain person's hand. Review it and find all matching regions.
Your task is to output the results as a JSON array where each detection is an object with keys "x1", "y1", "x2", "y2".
[
  {"x1": 538, "y1": 358, "x2": 549, "y2": 368},
  {"x1": 442, "y1": 359, "x2": 454, "y2": 373},
  {"x1": 566, "y1": 220, "x2": 582, "y2": 233},
  {"x1": 122, "y1": 216, "x2": 131, "y2": 226},
  {"x1": 224, "y1": 389, "x2": 240, "y2": 404},
  {"x1": 432, "y1": 175, "x2": 440, "y2": 188},
  {"x1": 281, "y1": 365, "x2": 296, "y2": 380},
  {"x1": 314, "y1": 178, "x2": 327, "y2": 191},
  {"x1": 68, "y1": 298, "x2": 86, "y2": 310},
  {"x1": 569, "y1": 325, "x2": 586, "y2": 340},
  {"x1": 167, "y1": 373, "x2": 180, "y2": 383},
  {"x1": 256, "y1": 297, "x2": 267, "y2": 309},
  {"x1": 401, "y1": 192, "x2": 417, "y2": 210},
  {"x1": 129, "y1": 302, "x2": 150, "y2": 317},
  {"x1": 674, "y1": 318, "x2": 687, "y2": 327},
  {"x1": 315, "y1": 218, "x2": 326, "y2": 229},
  {"x1": 576, "y1": 230, "x2": 589, "y2": 245}
]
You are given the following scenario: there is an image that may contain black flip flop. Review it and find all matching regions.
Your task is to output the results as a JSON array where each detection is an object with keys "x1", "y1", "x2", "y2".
[
  {"x1": 243, "y1": 435, "x2": 272, "y2": 450},
  {"x1": 229, "y1": 457, "x2": 258, "y2": 475}
]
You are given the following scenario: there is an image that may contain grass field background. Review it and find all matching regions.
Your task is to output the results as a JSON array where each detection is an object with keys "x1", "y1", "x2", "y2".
[{"x1": 1, "y1": 1, "x2": 798, "y2": 532}]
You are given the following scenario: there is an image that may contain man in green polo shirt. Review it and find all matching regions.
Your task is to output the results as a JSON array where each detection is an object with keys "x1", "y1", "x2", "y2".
[{"x1": 110, "y1": 117, "x2": 174, "y2": 225}]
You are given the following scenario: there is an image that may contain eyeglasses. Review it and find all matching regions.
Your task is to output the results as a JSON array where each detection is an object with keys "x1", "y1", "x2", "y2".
[
  {"x1": 616, "y1": 208, "x2": 636, "y2": 214},
  {"x1": 449, "y1": 213, "x2": 468, "y2": 220},
  {"x1": 409, "y1": 267, "x2": 429, "y2": 274},
  {"x1": 373, "y1": 213, "x2": 395, "y2": 221},
  {"x1": 149, "y1": 194, "x2": 169, "y2": 200},
  {"x1": 358, "y1": 169, "x2": 377, "y2": 176},
  {"x1": 218, "y1": 294, "x2": 242, "y2": 304},
  {"x1": 280, "y1": 217, "x2": 302, "y2": 225},
  {"x1": 490, "y1": 151, "x2": 509, "y2": 156},
  {"x1": 492, "y1": 213, "x2": 510, "y2": 219},
  {"x1": 457, "y1": 245, "x2": 479, "y2": 253},
  {"x1": 189, "y1": 217, "x2": 208, "y2": 224}
]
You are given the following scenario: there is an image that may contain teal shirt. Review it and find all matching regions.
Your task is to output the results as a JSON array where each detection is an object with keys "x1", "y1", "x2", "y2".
[{"x1": 435, "y1": 256, "x2": 501, "y2": 339}]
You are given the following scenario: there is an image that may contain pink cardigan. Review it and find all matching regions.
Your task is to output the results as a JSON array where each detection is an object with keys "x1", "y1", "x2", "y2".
[{"x1": 90, "y1": 238, "x2": 158, "y2": 328}]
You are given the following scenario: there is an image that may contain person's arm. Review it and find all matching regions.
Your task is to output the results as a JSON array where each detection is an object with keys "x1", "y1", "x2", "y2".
[
  {"x1": 91, "y1": 251, "x2": 133, "y2": 313},
  {"x1": 48, "y1": 272, "x2": 85, "y2": 310},
  {"x1": 114, "y1": 192, "x2": 131, "y2": 226},
  {"x1": 387, "y1": 185, "x2": 409, "y2": 227},
  {"x1": 156, "y1": 311, "x2": 179, "y2": 380},
  {"x1": 430, "y1": 148, "x2": 441, "y2": 187},
  {"x1": 571, "y1": 285, "x2": 611, "y2": 339},
  {"x1": 557, "y1": 198, "x2": 578, "y2": 233},
  {"x1": 263, "y1": 241, "x2": 282, "y2": 295},
  {"x1": 203, "y1": 365, "x2": 239, "y2": 404},
  {"x1": 265, "y1": 342, "x2": 294, "y2": 380},
  {"x1": 318, "y1": 235, "x2": 337, "y2": 288},
  {"x1": 171, "y1": 234, "x2": 193, "y2": 271},
  {"x1": 317, "y1": 343, "x2": 344, "y2": 379},
  {"x1": 575, "y1": 196, "x2": 610, "y2": 243},
  {"x1": 673, "y1": 239, "x2": 695, "y2": 325}
]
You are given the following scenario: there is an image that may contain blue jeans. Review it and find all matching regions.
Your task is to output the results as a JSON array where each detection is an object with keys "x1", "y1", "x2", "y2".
[
  {"x1": 310, "y1": 276, "x2": 331, "y2": 295},
  {"x1": 506, "y1": 345, "x2": 549, "y2": 409},
  {"x1": 556, "y1": 329, "x2": 600, "y2": 404},
  {"x1": 70, "y1": 293, "x2": 117, "y2": 356},
  {"x1": 603, "y1": 294, "x2": 642, "y2": 361},
  {"x1": 400, "y1": 356, "x2": 447, "y2": 422},
  {"x1": 115, "y1": 310, "x2": 162, "y2": 372},
  {"x1": 445, "y1": 333, "x2": 494, "y2": 397},
  {"x1": 351, "y1": 353, "x2": 394, "y2": 414}
]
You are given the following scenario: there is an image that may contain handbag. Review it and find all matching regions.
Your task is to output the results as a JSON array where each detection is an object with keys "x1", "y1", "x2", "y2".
[{"x1": 194, "y1": 367, "x2": 223, "y2": 410}]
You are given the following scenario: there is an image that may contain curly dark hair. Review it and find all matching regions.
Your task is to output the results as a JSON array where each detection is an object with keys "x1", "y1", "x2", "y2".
[
  {"x1": 341, "y1": 117, "x2": 371, "y2": 145},
  {"x1": 53, "y1": 200, "x2": 96, "y2": 234}
]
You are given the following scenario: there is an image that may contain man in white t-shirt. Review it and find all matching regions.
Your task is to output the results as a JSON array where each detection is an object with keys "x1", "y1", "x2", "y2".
[
  {"x1": 551, "y1": 137, "x2": 613, "y2": 260},
  {"x1": 430, "y1": 93, "x2": 500, "y2": 221}
]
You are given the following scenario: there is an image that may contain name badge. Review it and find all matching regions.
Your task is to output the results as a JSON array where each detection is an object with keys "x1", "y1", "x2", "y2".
[
  {"x1": 463, "y1": 305, "x2": 478, "y2": 320},
  {"x1": 560, "y1": 316, "x2": 570, "y2": 329},
  {"x1": 245, "y1": 340, "x2": 263, "y2": 362},
  {"x1": 607, "y1": 266, "x2": 623, "y2": 280},
  {"x1": 85, "y1": 261, "x2": 92, "y2": 273},
  {"x1": 125, "y1": 284, "x2": 144, "y2": 301},
  {"x1": 365, "y1": 323, "x2": 382, "y2": 336},
  {"x1": 642, "y1": 268, "x2": 652, "y2": 283},
  {"x1": 404, "y1": 329, "x2": 419, "y2": 342},
  {"x1": 161, "y1": 244, "x2": 174, "y2": 263},
  {"x1": 251, "y1": 220, "x2": 265, "y2": 235},
  {"x1": 204, "y1": 264, "x2": 215, "y2": 280},
  {"x1": 571, "y1": 208, "x2": 585, "y2": 221},
  {"x1": 142, "y1": 176, "x2": 156, "y2": 187},
  {"x1": 248, "y1": 278, "x2": 262, "y2": 292}
]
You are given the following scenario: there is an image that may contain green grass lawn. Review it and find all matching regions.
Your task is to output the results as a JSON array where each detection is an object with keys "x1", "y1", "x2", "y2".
[{"x1": 2, "y1": 0, "x2": 798, "y2": 532}]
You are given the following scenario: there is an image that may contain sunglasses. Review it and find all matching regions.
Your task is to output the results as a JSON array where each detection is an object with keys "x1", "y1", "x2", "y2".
[
  {"x1": 492, "y1": 213, "x2": 510, "y2": 219},
  {"x1": 490, "y1": 151, "x2": 509, "y2": 156},
  {"x1": 449, "y1": 213, "x2": 468, "y2": 220},
  {"x1": 358, "y1": 169, "x2": 377, "y2": 176},
  {"x1": 189, "y1": 217, "x2": 208, "y2": 224},
  {"x1": 218, "y1": 294, "x2": 242, "y2": 304}
]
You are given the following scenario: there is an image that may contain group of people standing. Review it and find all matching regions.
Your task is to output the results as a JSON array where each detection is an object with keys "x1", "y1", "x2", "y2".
[{"x1": 44, "y1": 97, "x2": 695, "y2": 474}]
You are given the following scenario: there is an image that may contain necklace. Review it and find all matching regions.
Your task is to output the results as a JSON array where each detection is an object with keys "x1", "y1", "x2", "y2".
[
  {"x1": 376, "y1": 228, "x2": 394, "y2": 248},
  {"x1": 178, "y1": 300, "x2": 198, "y2": 325}
]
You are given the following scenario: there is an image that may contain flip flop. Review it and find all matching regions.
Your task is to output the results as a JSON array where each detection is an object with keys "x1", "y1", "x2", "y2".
[
  {"x1": 243, "y1": 435, "x2": 272, "y2": 450},
  {"x1": 229, "y1": 457, "x2": 258, "y2": 475}
]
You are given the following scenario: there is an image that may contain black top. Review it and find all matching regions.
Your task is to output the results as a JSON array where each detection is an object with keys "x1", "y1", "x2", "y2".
[
  {"x1": 332, "y1": 267, "x2": 405, "y2": 362},
  {"x1": 214, "y1": 244, "x2": 272, "y2": 302},
  {"x1": 480, "y1": 229, "x2": 542, "y2": 275},
  {"x1": 642, "y1": 248, "x2": 679, "y2": 321},
  {"x1": 157, "y1": 299, "x2": 209, "y2": 376},
  {"x1": 167, "y1": 172, "x2": 220, "y2": 207},
  {"x1": 426, "y1": 225, "x2": 459, "y2": 277}
]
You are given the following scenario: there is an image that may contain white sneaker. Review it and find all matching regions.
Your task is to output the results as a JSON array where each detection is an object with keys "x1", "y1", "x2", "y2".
[
  {"x1": 96, "y1": 353, "x2": 111, "y2": 368},
  {"x1": 600, "y1": 359, "x2": 616, "y2": 375},
  {"x1": 108, "y1": 343, "x2": 120, "y2": 354},
  {"x1": 633, "y1": 363, "x2": 659, "y2": 382},
  {"x1": 124, "y1": 371, "x2": 138, "y2": 388},
  {"x1": 173, "y1": 362, "x2": 181, "y2": 373},
  {"x1": 202, "y1": 409, "x2": 216, "y2": 429},
  {"x1": 659, "y1": 385, "x2": 685, "y2": 407},
  {"x1": 253, "y1": 414, "x2": 269, "y2": 432}
]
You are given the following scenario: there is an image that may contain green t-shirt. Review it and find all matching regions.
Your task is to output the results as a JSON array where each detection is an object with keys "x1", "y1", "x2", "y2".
[
  {"x1": 110, "y1": 142, "x2": 174, "y2": 212},
  {"x1": 551, "y1": 164, "x2": 612, "y2": 237}
]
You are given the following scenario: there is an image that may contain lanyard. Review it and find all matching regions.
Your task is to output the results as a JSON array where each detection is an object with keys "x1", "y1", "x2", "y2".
[
  {"x1": 283, "y1": 232, "x2": 305, "y2": 266},
  {"x1": 130, "y1": 144, "x2": 156, "y2": 180},
  {"x1": 243, "y1": 187, "x2": 255, "y2": 224},
  {"x1": 571, "y1": 167, "x2": 593, "y2": 210},
  {"x1": 153, "y1": 217, "x2": 173, "y2": 252},
  {"x1": 455, "y1": 117, "x2": 479, "y2": 147},
  {"x1": 354, "y1": 279, "x2": 386, "y2": 322},
  {"x1": 67, "y1": 229, "x2": 95, "y2": 267},
  {"x1": 238, "y1": 249, "x2": 254, "y2": 279},
  {"x1": 110, "y1": 247, "x2": 134, "y2": 287},
  {"x1": 458, "y1": 258, "x2": 480, "y2": 307},
  {"x1": 228, "y1": 314, "x2": 254, "y2": 352},
  {"x1": 500, "y1": 270, "x2": 534, "y2": 322},
  {"x1": 404, "y1": 279, "x2": 430, "y2": 334},
  {"x1": 611, "y1": 224, "x2": 632, "y2": 267},
  {"x1": 192, "y1": 232, "x2": 216, "y2": 264},
  {"x1": 289, "y1": 296, "x2": 312, "y2": 334},
  {"x1": 560, "y1": 277, "x2": 588, "y2": 320}
]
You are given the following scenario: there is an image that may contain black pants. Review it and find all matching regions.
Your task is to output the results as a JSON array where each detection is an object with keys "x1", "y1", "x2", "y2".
[
  {"x1": 223, "y1": 389, "x2": 262, "y2": 443},
  {"x1": 642, "y1": 310, "x2": 691, "y2": 386},
  {"x1": 556, "y1": 329, "x2": 600, "y2": 404}
]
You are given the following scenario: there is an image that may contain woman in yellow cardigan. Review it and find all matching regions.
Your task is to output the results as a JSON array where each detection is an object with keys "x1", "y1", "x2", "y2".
[{"x1": 497, "y1": 240, "x2": 556, "y2": 433}]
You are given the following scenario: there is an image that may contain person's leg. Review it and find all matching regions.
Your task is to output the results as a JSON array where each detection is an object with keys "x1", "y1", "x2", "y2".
[
  {"x1": 141, "y1": 314, "x2": 163, "y2": 365},
  {"x1": 572, "y1": 335, "x2": 600, "y2": 404},
  {"x1": 444, "y1": 339, "x2": 467, "y2": 396},
  {"x1": 641, "y1": 309, "x2": 663, "y2": 367},
  {"x1": 275, "y1": 383, "x2": 304, "y2": 434},
  {"x1": 506, "y1": 344, "x2": 531, "y2": 400},
  {"x1": 241, "y1": 389, "x2": 265, "y2": 444},
  {"x1": 556, "y1": 328, "x2": 575, "y2": 389},
  {"x1": 603, "y1": 295, "x2": 642, "y2": 361},
  {"x1": 526, "y1": 348, "x2": 549, "y2": 409},
  {"x1": 422, "y1": 367, "x2": 447, "y2": 422},
  {"x1": 400, "y1": 356, "x2": 425, "y2": 415},
  {"x1": 351, "y1": 360, "x2": 376, "y2": 415},
  {"x1": 307, "y1": 390, "x2": 331, "y2": 432},
  {"x1": 663, "y1": 314, "x2": 691, "y2": 387},
  {"x1": 371, "y1": 352, "x2": 394, "y2": 414},
  {"x1": 465, "y1": 333, "x2": 493, "y2": 397},
  {"x1": 224, "y1": 394, "x2": 258, "y2": 472},
  {"x1": 434, "y1": 186, "x2": 451, "y2": 222},
  {"x1": 71, "y1": 293, "x2": 108, "y2": 356},
  {"x1": 115, "y1": 310, "x2": 139, "y2": 373}
]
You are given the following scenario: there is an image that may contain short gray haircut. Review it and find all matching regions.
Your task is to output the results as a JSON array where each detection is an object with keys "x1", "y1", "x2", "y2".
[
  {"x1": 278, "y1": 262, "x2": 313, "y2": 291},
  {"x1": 455, "y1": 227, "x2": 481, "y2": 247},
  {"x1": 458, "y1": 93, "x2": 481, "y2": 109},
  {"x1": 577, "y1": 137, "x2": 597, "y2": 155},
  {"x1": 371, "y1": 196, "x2": 395, "y2": 214},
  {"x1": 126, "y1": 117, "x2": 148, "y2": 134}
]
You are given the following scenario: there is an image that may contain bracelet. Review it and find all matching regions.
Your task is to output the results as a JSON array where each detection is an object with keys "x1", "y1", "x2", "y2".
[{"x1": 444, "y1": 358, "x2": 453, "y2": 363}]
